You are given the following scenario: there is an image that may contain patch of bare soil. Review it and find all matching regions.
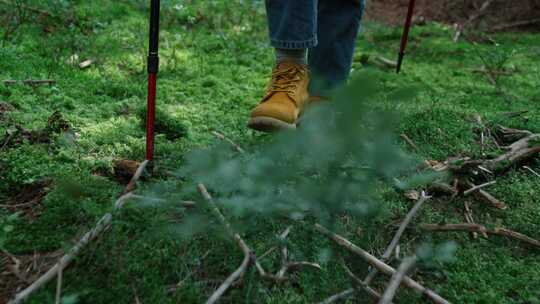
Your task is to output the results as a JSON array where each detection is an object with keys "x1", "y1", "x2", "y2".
[
  {"x1": 0, "y1": 110, "x2": 74, "y2": 151},
  {"x1": 112, "y1": 159, "x2": 143, "y2": 185},
  {"x1": 0, "y1": 102, "x2": 13, "y2": 119},
  {"x1": 0, "y1": 249, "x2": 63, "y2": 304},
  {"x1": 366, "y1": 0, "x2": 540, "y2": 32},
  {"x1": 0, "y1": 179, "x2": 53, "y2": 219}
]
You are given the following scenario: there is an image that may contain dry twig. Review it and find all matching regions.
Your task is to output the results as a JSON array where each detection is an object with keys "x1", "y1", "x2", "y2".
[
  {"x1": 199, "y1": 184, "x2": 320, "y2": 302},
  {"x1": 197, "y1": 184, "x2": 254, "y2": 304},
  {"x1": 463, "y1": 201, "x2": 485, "y2": 239},
  {"x1": 341, "y1": 260, "x2": 385, "y2": 302},
  {"x1": 363, "y1": 192, "x2": 430, "y2": 285},
  {"x1": 54, "y1": 268, "x2": 62, "y2": 304},
  {"x1": 463, "y1": 181, "x2": 496, "y2": 196},
  {"x1": 0, "y1": 0, "x2": 52, "y2": 17},
  {"x1": 212, "y1": 131, "x2": 245, "y2": 154},
  {"x1": 315, "y1": 224, "x2": 450, "y2": 304},
  {"x1": 523, "y1": 166, "x2": 540, "y2": 178},
  {"x1": 375, "y1": 56, "x2": 398, "y2": 69},
  {"x1": 378, "y1": 256, "x2": 417, "y2": 304},
  {"x1": 317, "y1": 289, "x2": 355, "y2": 304},
  {"x1": 465, "y1": 181, "x2": 507, "y2": 210},
  {"x1": 489, "y1": 18, "x2": 540, "y2": 32},
  {"x1": 9, "y1": 161, "x2": 149, "y2": 304},
  {"x1": 453, "y1": 0, "x2": 495, "y2": 42},
  {"x1": 3, "y1": 79, "x2": 56, "y2": 85},
  {"x1": 465, "y1": 132, "x2": 540, "y2": 174},
  {"x1": 255, "y1": 227, "x2": 321, "y2": 283},
  {"x1": 124, "y1": 160, "x2": 149, "y2": 193},
  {"x1": 400, "y1": 133, "x2": 420, "y2": 153},
  {"x1": 419, "y1": 223, "x2": 540, "y2": 249}
]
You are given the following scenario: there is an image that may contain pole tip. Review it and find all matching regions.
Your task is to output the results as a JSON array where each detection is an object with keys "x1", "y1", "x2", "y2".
[{"x1": 396, "y1": 53, "x2": 405, "y2": 74}]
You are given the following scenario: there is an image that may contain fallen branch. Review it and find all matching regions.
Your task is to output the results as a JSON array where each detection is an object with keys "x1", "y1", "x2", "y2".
[
  {"x1": 317, "y1": 289, "x2": 354, "y2": 304},
  {"x1": 489, "y1": 18, "x2": 540, "y2": 32},
  {"x1": 341, "y1": 260, "x2": 386, "y2": 302},
  {"x1": 9, "y1": 161, "x2": 149, "y2": 304},
  {"x1": 469, "y1": 132, "x2": 540, "y2": 174},
  {"x1": 465, "y1": 182, "x2": 507, "y2": 210},
  {"x1": 400, "y1": 133, "x2": 420, "y2": 153},
  {"x1": 379, "y1": 256, "x2": 417, "y2": 304},
  {"x1": 453, "y1": 0, "x2": 495, "y2": 42},
  {"x1": 124, "y1": 160, "x2": 149, "y2": 193},
  {"x1": 129, "y1": 194, "x2": 196, "y2": 208},
  {"x1": 3, "y1": 79, "x2": 56, "y2": 86},
  {"x1": 499, "y1": 110, "x2": 529, "y2": 119},
  {"x1": 199, "y1": 185, "x2": 320, "y2": 301},
  {"x1": 375, "y1": 56, "x2": 398, "y2": 69},
  {"x1": 212, "y1": 131, "x2": 245, "y2": 154},
  {"x1": 197, "y1": 184, "x2": 254, "y2": 304},
  {"x1": 472, "y1": 67, "x2": 516, "y2": 76},
  {"x1": 363, "y1": 192, "x2": 430, "y2": 286},
  {"x1": 2, "y1": 249, "x2": 28, "y2": 283},
  {"x1": 423, "y1": 126, "x2": 539, "y2": 210},
  {"x1": 255, "y1": 227, "x2": 321, "y2": 283},
  {"x1": 315, "y1": 224, "x2": 450, "y2": 304},
  {"x1": 419, "y1": 223, "x2": 540, "y2": 249},
  {"x1": 463, "y1": 181, "x2": 496, "y2": 196},
  {"x1": 523, "y1": 166, "x2": 540, "y2": 178},
  {"x1": 493, "y1": 140, "x2": 540, "y2": 170},
  {"x1": 463, "y1": 201, "x2": 484, "y2": 239},
  {"x1": 54, "y1": 268, "x2": 62, "y2": 304},
  {"x1": 79, "y1": 59, "x2": 94, "y2": 69},
  {"x1": 0, "y1": 0, "x2": 53, "y2": 17}
]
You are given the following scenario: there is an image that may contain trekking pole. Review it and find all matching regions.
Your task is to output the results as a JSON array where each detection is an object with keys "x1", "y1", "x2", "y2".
[
  {"x1": 396, "y1": 0, "x2": 417, "y2": 74},
  {"x1": 146, "y1": 0, "x2": 160, "y2": 161}
]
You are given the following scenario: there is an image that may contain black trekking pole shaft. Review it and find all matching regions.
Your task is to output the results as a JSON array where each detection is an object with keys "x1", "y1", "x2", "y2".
[
  {"x1": 146, "y1": 0, "x2": 160, "y2": 161},
  {"x1": 148, "y1": 0, "x2": 160, "y2": 74},
  {"x1": 396, "y1": 0, "x2": 416, "y2": 74}
]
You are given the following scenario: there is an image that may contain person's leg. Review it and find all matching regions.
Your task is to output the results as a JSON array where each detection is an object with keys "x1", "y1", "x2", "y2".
[
  {"x1": 308, "y1": 0, "x2": 365, "y2": 96},
  {"x1": 266, "y1": 0, "x2": 318, "y2": 52},
  {"x1": 248, "y1": 1, "x2": 317, "y2": 132}
]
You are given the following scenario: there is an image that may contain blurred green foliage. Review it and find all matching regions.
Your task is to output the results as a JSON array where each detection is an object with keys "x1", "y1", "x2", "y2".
[{"x1": 0, "y1": 0, "x2": 538, "y2": 303}]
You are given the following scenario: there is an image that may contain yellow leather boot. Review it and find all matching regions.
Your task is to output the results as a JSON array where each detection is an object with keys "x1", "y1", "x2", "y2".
[{"x1": 248, "y1": 62, "x2": 310, "y2": 132}]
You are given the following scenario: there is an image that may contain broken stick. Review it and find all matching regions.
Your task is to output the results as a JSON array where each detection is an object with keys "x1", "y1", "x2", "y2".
[
  {"x1": 9, "y1": 161, "x2": 149, "y2": 304},
  {"x1": 463, "y1": 181, "x2": 496, "y2": 196},
  {"x1": 378, "y1": 256, "x2": 417, "y2": 304},
  {"x1": 419, "y1": 223, "x2": 540, "y2": 249},
  {"x1": 363, "y1": 192, "x2": 430, "y2": 285},
  {"x1": 523, "y1": 166, "x2": 540, "y2": 178},
  {"x1": 341, "y1": 260, "x2": 386, "y2": 302},
  {"x1": 198, "y1": 184, "x2": 319, "y2": 302},
  {"x1": 212, "y1": 131, "x2": 245, "y2": 154},
  {"x1": 466, "y1": 182, "x2": 507, "y2": 210},
  {"x1": 318, "y1": 289, "x2": 355, "y2": 304},
  {"x1": 315, "y1": 224, "x2": 450, "y2": 304},
  {"x1": 3, "y1": 79, "x2": 56, "y2": 85},
  {"x1": 198, "y1": 184, "x2": 254, "y2": 304}
]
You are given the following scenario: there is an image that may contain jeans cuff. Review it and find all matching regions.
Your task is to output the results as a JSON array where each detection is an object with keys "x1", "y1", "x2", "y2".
[{"x1": 270, "y1": 37, "x2": 318, "y2": 49}]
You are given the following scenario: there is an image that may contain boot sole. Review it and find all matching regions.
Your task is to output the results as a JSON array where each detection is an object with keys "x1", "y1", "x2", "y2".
[{"x1": 247, "y1": 116, "x2": 296, "y2": 133}]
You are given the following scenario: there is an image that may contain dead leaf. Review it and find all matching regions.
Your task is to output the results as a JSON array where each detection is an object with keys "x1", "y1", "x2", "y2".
[
  {"x1": 404, "y1": 190, "x2": 420, "y2": 201},
  {"x1": 79, "y1": 59, "x2": 94, "y2": 69}
]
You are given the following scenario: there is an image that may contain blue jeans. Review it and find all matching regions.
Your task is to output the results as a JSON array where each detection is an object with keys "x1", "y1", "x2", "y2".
[{"x1": 265, "y1": 0, "x2": 365, "y2": 95}]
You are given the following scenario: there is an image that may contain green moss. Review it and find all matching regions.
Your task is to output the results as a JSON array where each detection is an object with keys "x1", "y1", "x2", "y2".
[{"x1": 1, "y1": 1, "x2": 539, "y2": 303}]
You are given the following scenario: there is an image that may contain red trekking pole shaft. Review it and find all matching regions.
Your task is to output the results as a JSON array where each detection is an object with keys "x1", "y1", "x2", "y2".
[
  {"x1": 396, "y1": 0, "x2": 416, "y2": 73},
  {"x1": 146, "y1": 0, "x2": 160, "y2": 161}
]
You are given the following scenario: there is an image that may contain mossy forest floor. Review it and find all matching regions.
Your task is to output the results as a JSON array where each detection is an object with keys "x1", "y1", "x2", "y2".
[{"x1": 1, "y1": 1, "x2": 539, "y2": 303}]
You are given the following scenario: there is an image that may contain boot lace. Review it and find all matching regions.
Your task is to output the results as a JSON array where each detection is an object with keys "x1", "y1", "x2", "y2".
[{"x1": 267, "y1": 66, "x2": 306, "y2": 95}]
